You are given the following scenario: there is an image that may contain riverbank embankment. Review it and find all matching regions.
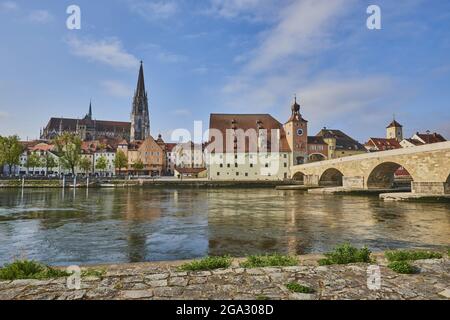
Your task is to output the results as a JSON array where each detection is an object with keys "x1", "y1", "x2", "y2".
[
  {"x1": 1, "y1": 253, "x2": 448, "y2": 300},
  {"x1": 0, "y1": 179, "x2": 300, "y2": 189}
]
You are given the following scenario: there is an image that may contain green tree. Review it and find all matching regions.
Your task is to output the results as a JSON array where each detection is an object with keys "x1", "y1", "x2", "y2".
[
  {"x1": 25, "y1": 153, "x2": 41, "y2": 175},
  {"x1": 114, "y1": 150, "x2": 128, "y2": 175},
  {"x1": 131, "y1": 159, "x2": 145, "y2": 176},
  {"x1": 95, "y1": 156, "x2": 108, "y2": 176},
  {"x1": 53, "y1": 133, "x2": 82, "y2": 176},
  {"x1": 79, "y1": 157, "x2": 92, "y2": 175},
  {"x1": 40, "y1": 153, "x2": 58, "y2": 175},
  {"x1": 0, "y1": 135, "x2": 23, "y2": 176}
]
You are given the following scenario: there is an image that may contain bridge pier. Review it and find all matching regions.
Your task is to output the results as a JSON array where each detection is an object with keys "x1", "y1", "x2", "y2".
[
  {"x1": 412, "y1": 182, "x2": 450, "y2": 195},
  {"x1": 342, "y1": 176, "x2": 365, "y2": 189},
  {"x1": 304, "y1": 174, "x2": 319, "y2": 186}
]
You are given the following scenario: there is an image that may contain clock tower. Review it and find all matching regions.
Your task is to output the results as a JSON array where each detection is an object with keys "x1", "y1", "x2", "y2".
[{"x1": 284, "y1": 97, "x2": 308, "y2": 165}]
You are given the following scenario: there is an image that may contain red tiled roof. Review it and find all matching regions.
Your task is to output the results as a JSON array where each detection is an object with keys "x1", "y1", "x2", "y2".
[
  {"x1": 207, "y1": 114, "x2": 291, "y2": 153},
  {"x1": 165, "y1": 143, "x2": 177, "y2": 152},
  {"x1": 367, "y1": 138, "x2": 402, "y2": 150},
  {"x1": 175, "y1": 167, "x2": 207, "y2": 174},
  {"x1": 416, "y1": 133, "x2": 446, "y2": 144},
  {"x1": 30, "y1": 143, "x2": 54, "y2": 152},
  {"x1": 404, "y1": 138, "x2": 424, "y2": 146}
]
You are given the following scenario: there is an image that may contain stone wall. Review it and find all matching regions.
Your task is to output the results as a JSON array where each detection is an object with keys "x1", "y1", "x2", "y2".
[
  {"x1": 343, "y1": 176, "x2": 364, "y2": 189},
  {"x1": 412, "y1": 182, "x2": 447, "y2": 195}
]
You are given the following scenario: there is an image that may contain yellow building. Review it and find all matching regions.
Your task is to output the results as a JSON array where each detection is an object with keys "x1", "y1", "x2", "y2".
[{"x1": 316, "y1": 128, "x2": 367, "y2": 159}]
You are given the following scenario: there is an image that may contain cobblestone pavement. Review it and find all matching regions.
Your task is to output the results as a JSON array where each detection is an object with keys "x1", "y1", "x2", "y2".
[{"x1": 0, "y1": 257, "x2": 449, "y2": 300}]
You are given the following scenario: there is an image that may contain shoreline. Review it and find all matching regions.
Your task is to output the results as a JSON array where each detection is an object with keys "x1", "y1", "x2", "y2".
[{"x1": 0, "y1": 179, "x2": 300, "y2": 189}]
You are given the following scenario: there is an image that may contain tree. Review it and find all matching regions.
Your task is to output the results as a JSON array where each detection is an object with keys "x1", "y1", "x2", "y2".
[
  {"x1": 53, "y1": 133, "x2": 82, "y2": 176},
  {"x1": 95, "y1": 156, "x2": 108, "y2": 176},
  {"x1": 79, "y1": 157, "x2": 92, "y2": 175},
  {"x1": 114, "y1": 150, "x2": 128, "y2": 175},
  {"x1": 40, "y1": 153, "x2": 58, "y2": 175},
  {"x1": 131, "y1": 159, "x2": 145, "y2": 176},
  {"x1": 25, "y1": 153, "x2": 41, "y2": 175},
  {"x1": 0, "y1": 135, "x2": 24, "y2": 176}
]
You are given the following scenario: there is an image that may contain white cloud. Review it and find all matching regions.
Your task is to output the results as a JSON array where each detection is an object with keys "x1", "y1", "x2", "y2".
[
  {"x1": 299, "y1": 76, "x2": 394, "y2": 124},
  {"x1": 28, "y1": 10, "x2": 53, "y2": 24},
  {"x1": 101, "y1": 80, "x2": 133, "y2": 98},
  {"x1": 0, "y1": 1, "x2": 18, "y2": 12},
  {"x1": 66, "y1": 36, "x2": 139, "y2": 69},
  {"x1": 207, "y1": 0, "x2": 282, "y2": 21},
  {"x1": 129, "y1": 0, "x2": 178, "y2": 20},
  {"x1": 138, "y1": 43, "x2": 187, "y2": 64},
  {"x1": 218, "y1": 0, "x2": 398, "y2": 137},
  {"x1": 246, "y1": 0, "x2": 352, "y2": 73},
  {"x1": 157, "y1": 51, "x2": 187, "y2": 63}
]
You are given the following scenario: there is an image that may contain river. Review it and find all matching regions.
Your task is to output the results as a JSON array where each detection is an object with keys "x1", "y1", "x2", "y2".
[{"x1": 0, "y1": 188, "x2": 449, "y2": 266}]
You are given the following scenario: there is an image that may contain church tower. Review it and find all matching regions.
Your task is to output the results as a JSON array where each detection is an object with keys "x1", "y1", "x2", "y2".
[
  {"x1": 284, "y1": 97, "x2": 308, "y2": 165},
  {"x1": 130, "y1": 61, "x2": 150, "y2": 142},
  {"x1": 386, "y1": 117, "x2": 403, "y2": 141}
]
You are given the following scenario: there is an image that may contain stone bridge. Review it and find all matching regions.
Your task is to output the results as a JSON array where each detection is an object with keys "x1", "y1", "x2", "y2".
[{"x1": 291, "y1": 141, "x2": 450, "y2": 195}]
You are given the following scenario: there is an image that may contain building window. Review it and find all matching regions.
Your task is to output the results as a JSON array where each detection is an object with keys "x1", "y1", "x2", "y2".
[
  {"x1": 250, "y1": 164, "x2": 254, "y2": 168},
  {"x1": 227, "y1": 164, "x2": 231, "y2": 168},
  {"x1": 265, "y1": 163, "x2": 269, "y2": 168},
  {"x1": 284, "y1": 154, "x2": 287, "y2": 158},
  {"x1": 236, "y1": 172, "x2": 239, "y2": 176},
  {"x1": 235, "y1": 163, "x2": 238, "y2": 168},
  {"x1": 284, "y1": 163, "x2": 287, "y2": 168},
  {"x1": 220, "y1": 164, "x2": 223, "y2": 168},
  {"x1": 245, "y1": 173, "x2": 248, "y2": 177},
  {"x1": 217, "y1": 172, "x2": 220, "y2": 176}
]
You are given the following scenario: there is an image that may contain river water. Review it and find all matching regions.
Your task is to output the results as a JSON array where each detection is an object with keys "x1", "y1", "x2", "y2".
[{"x1": 0, "y1": 188, "x2": 449, "y2": 266}]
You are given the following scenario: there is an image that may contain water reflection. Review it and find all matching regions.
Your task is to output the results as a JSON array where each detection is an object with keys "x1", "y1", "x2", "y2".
[{"x1": 0, "y1": 188, "x2": 449, "y2": 266}]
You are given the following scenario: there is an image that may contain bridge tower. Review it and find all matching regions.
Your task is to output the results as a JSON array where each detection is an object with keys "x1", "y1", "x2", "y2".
[
  {"x1": 386, "y1": 118, "x2": 403, "y2": 141},
  {"x1": 284, "y1": 97, "x2": 308, "y2": 165}
]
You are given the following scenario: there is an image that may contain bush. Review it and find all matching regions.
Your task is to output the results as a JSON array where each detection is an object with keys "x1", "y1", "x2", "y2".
[
  {"x1": 178, "y1": 256, "x2": 232, "y2": 271},
  {"x1": 0, "y1": 260, "x2": 69, "y2": 280},
  {"x1": 240, "y1": 254, "x2": 298, "y2": 268},
  {"x1": 385, "y1": 250, "x2": 442, "y2": 262},
  {"x1": 318, "y1": 244, "x2": 372, "y2": 266},
  {"x1": 286, "y1": 282, "x2": 314, "y2": 294},
  {"x1": 81, "y1": 268, "x2": 107, "y2": 278},
  {"x1": 388, "y1": 261, "x2": 418, "y2": 274}
]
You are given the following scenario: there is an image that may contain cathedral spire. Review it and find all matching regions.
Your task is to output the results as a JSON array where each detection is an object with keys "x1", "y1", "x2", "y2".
[
  {"x1": 136, "y1": 61, "x2": 146, "y2": 98},
  {"x1": 84, "y1": 100, "x2": 93, "y2": 120},
  {"x1": 88, "y1": 100, "x2": 92, "y2": 119},
  {"x1": 131, "y1": 61, "x2": 150, "y2": 142}
]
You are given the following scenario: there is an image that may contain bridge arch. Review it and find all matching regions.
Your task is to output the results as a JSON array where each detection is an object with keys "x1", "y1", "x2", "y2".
[
  {"x1": 308, "y1": 153, "x2": 327, "y2": 163},
  {"x1": 367, "y1": 162, "x2": 413, "y2": 189},
  {"x1": 319, "y1": 168, "x2": 343, "y2": 187},
  {"x1": 292, "y1": 171, "x2": 305, "y2": 184}
]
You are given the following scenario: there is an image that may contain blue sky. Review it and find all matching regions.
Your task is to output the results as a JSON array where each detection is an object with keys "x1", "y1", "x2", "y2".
[{"x1": 0, "y1": 0, "x2": 449, "y2": 142}]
